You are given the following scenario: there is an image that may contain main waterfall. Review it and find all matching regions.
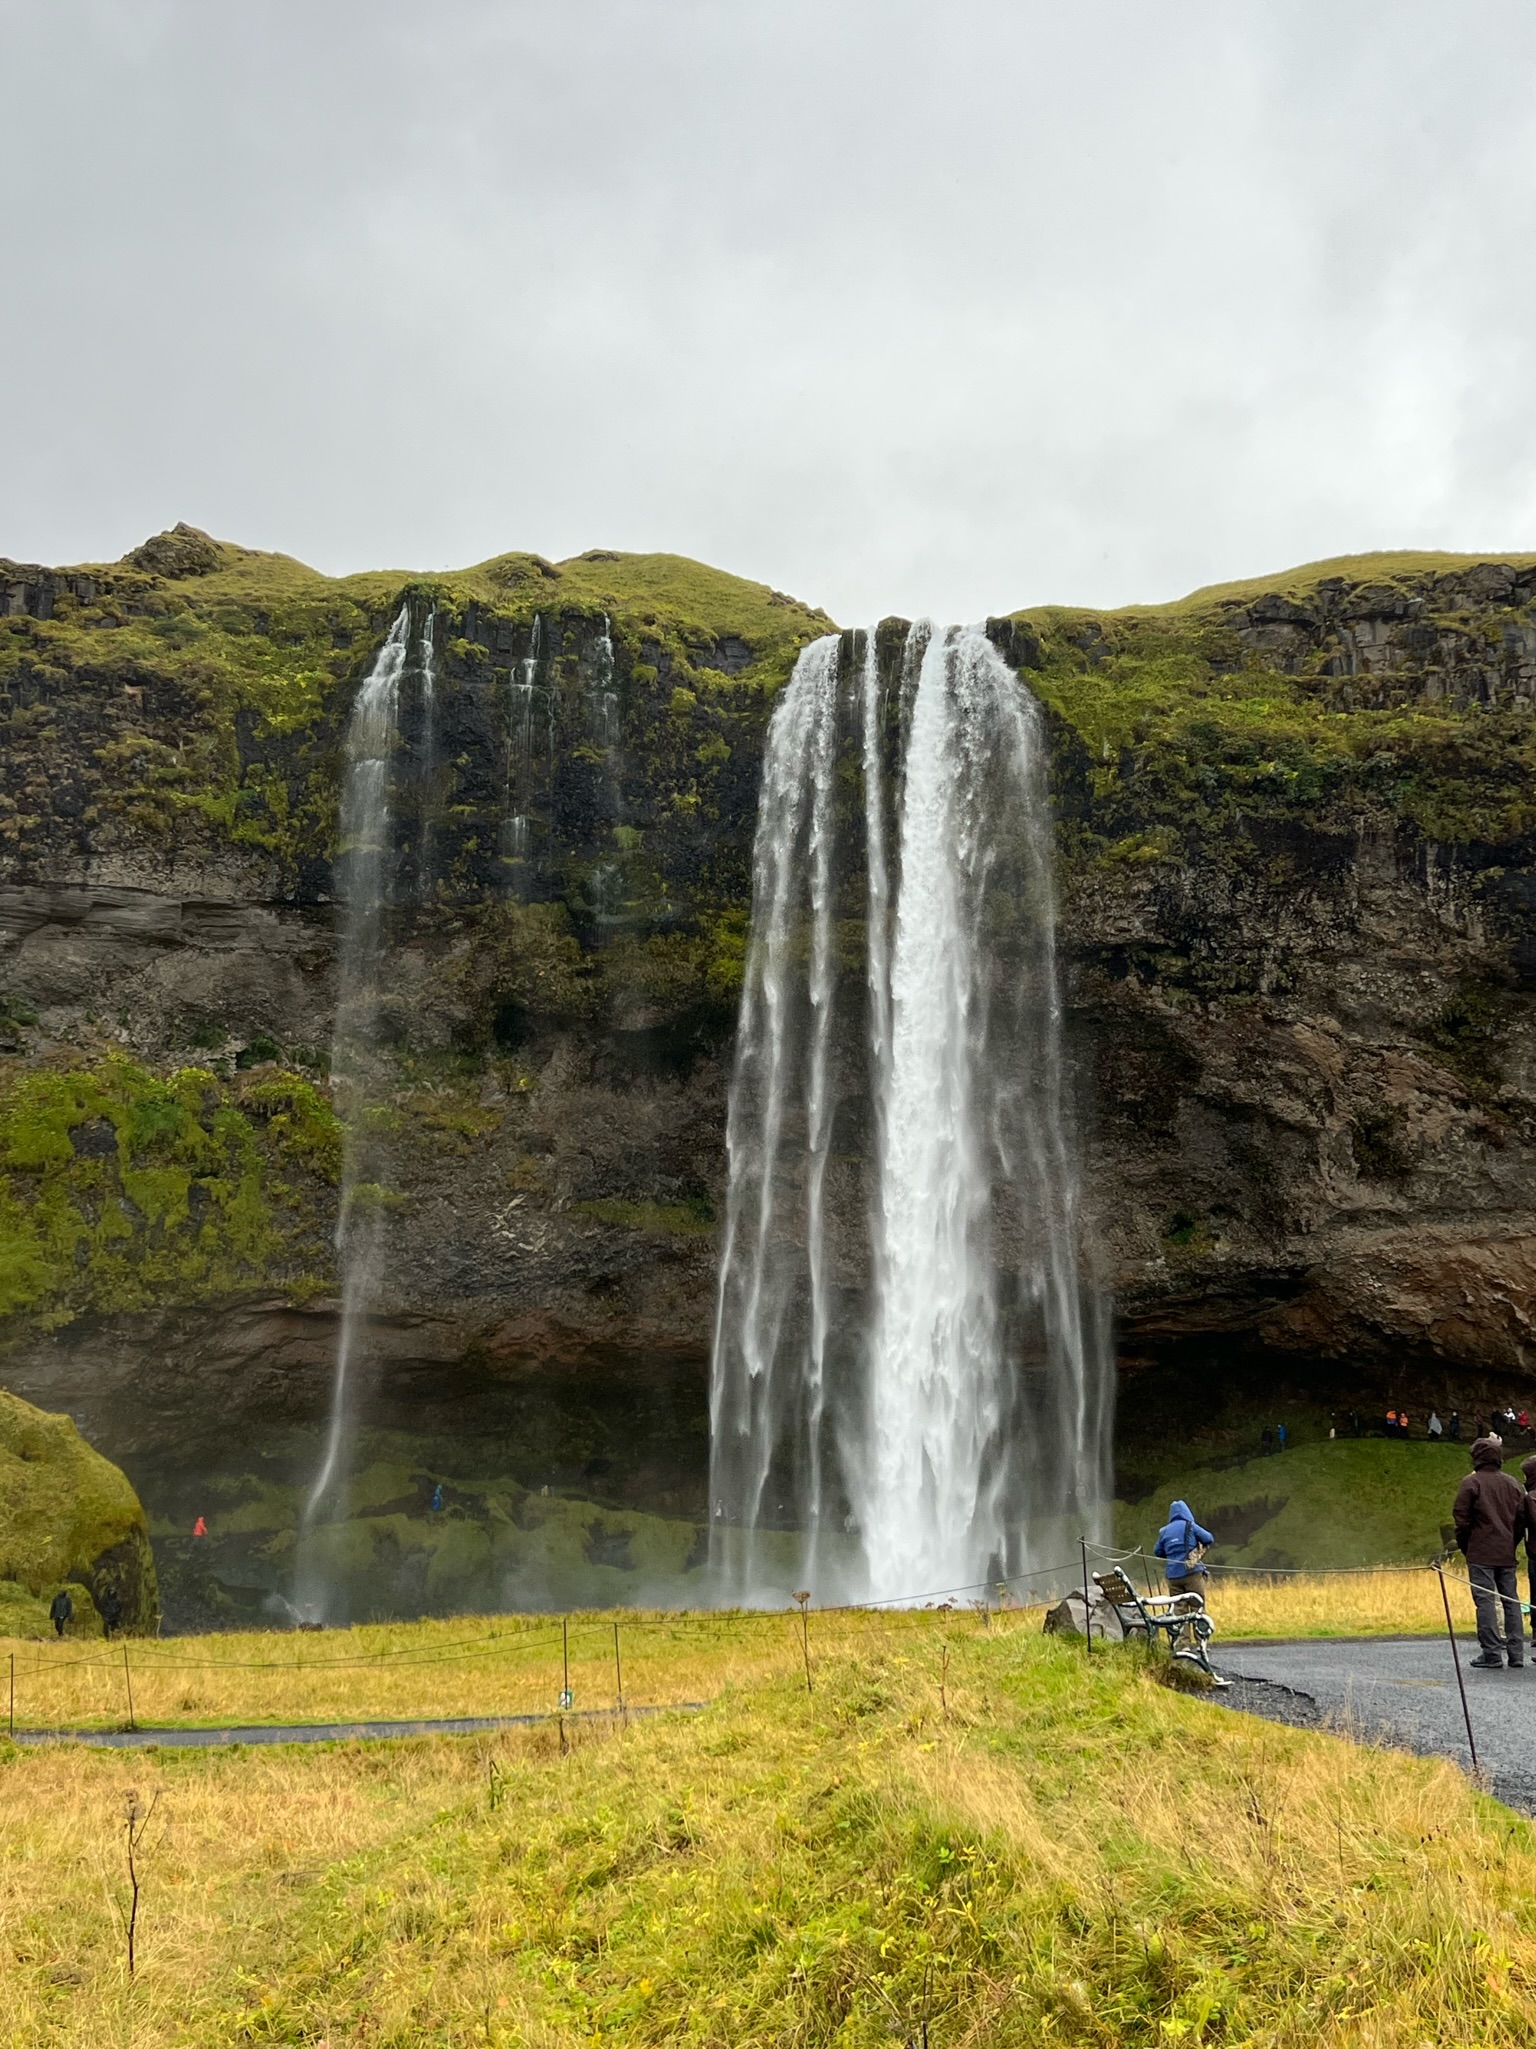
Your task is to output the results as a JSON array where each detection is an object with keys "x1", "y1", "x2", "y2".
[{"x1": 710, "y1": 623, "x2": 1110, "y2": 1604}]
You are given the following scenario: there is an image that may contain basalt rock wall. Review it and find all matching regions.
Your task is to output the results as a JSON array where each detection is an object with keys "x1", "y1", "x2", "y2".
[{"x1": 4, "y1": 534, "x2": 1536, "y2": 1467}]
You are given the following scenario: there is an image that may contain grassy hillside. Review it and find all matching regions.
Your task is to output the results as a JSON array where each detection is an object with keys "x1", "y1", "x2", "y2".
[
  {"x1": 3, "y1": 1607, "x2": 1535, "y2": 2045},
  {"x1": 1115, "y1": 1437, "x2": 1533, "y2": 1571}
]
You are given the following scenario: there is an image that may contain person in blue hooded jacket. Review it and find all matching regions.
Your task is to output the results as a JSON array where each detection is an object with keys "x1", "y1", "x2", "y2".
[{"x1": 1155, "y1": 1499, "x2": 1215, "y2": 1595}]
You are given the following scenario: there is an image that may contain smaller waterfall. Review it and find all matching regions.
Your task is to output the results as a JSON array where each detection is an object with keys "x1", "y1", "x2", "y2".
[
  {"x1": 589, "y1": 615, "x2": 620, "y2": 748},
  {"x1": 416, "y1": 609, "x2": 438, "y2": 899},
  {"x1": 297, "y1": 603, "x2": 412, "y2": 1606},
  {"x1": 501, "y1": 614, "x2": 547, "y2": 867}
]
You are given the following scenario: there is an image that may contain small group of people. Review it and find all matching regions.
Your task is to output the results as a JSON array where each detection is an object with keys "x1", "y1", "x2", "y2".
[
  {"x1": 1381, "y1": 1408, "x2": 1464, "y2": 1440},
  {"x1": 1488, "y1": 1405, "x2": 1533, "y2": 1444},
  {"x1": 1258, "y1": 1424, "x2": 1287, "y2": 1455},
  {"x1": 47, "y1": 1583, "x2": 124, "y2": 1638},
  {"x1": 1454, "y1": 1437, "x2": 1536, "y2": 1669}
]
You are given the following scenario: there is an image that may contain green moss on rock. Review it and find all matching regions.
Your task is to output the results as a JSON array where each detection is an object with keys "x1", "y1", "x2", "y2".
[
  {"x1": 0, "y1": 1388, "x2": 159, "y2": 1633},
  {"x1": 0, "y1": 1053, "x2": 340, "y2": 1330}
]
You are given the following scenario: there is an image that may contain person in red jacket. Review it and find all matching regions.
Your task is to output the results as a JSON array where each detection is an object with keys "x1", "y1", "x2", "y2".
[
  {"x1": 191, "y1": 1515, "x2": 207, "y2": 1538},
  {"x1": 1454, "y1": 1437, "x2": 1527, "y2": 1669}
]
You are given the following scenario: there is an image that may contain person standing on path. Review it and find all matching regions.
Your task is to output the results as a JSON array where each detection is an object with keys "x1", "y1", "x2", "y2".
[
  {"x1": 1524, "y1": 1455, "x2": 1536, "y2": 1623},
  {"x1": 1429, "y1": 1411, "x2": 1443, "y2": 1441},
  {"x1": 48, "y1": 1588, "x2": 72, "y2": 1638},
  {"x1": 1453, "y1": 1436, "x2": 1527, "y2": 1670},
  {"x1": 1155, "y1": 1499, "x2": 1215, "y2": 1598}
]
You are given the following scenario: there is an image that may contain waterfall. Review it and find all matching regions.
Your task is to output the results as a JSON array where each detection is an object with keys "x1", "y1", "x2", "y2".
[
  {"x1": 709, "y1": 624, "x2": 1110, "y2": 1604},
  {"x1": 590, "y1": 614, "x2": 620, "y2": 749},
  {"x1": 708, "y1": 636, "x2": 842, "y2": 1591},
  {"x1": 501, "y1": 613, "x2": 546, "y2": 867},
  {"x1": 296, "y1": 603, "x2": 413, "y2": 1607},
  {"x1": 416, "y1": 608, "x2": 438, "y2": 899}
]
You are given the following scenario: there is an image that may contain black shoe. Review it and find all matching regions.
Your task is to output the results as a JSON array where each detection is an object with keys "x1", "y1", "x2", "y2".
[
  {"x1": 1468, "y1": 1653, "x2": 1505, "y2": 1669},
  {"x1": 1508, "y1": 1658, "x2": 1526, "y2": 1669}
]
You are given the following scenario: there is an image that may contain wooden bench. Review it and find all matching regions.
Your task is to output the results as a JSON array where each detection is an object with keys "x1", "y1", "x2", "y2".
[{"x1": 1092, "y1": 1567, "x2": 1227, "y2": 1684}]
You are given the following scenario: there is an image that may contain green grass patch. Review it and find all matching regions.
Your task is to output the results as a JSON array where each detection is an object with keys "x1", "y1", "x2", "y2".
[{"x1": 1116, "y1": 1436, "x2": 1524, "y2": 1571}]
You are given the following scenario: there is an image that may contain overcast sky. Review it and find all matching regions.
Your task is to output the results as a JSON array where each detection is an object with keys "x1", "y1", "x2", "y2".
[{"x1": 3, "y1": 1, "x2": 1534, "y2": 623}]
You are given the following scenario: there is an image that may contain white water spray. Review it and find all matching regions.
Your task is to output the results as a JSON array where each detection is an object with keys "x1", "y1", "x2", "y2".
[{"x1": 710, "y1": 624, "x2": 1110, "y2": 1603}]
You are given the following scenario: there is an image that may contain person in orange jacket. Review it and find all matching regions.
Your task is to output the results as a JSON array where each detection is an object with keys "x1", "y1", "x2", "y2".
[{"x1": 192, "y1": 1515, "x2": 207, "y2": 1538}]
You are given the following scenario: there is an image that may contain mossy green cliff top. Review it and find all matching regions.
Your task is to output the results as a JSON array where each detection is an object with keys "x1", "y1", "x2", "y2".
[
  {"x1": 0, "y1": 526, "x2": 832, "y2": 896},
  {"x1": 0, "y1": 1385, "x2": 159, "y2": 1634},
  {"x1": 1009, "y1": 548, "x2": 1536, "y2": 857}
]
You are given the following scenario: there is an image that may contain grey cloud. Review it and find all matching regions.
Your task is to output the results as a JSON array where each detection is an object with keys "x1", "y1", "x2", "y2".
[{"x1": 2, "y1": 0, "x2": 1534, "y2": 621}]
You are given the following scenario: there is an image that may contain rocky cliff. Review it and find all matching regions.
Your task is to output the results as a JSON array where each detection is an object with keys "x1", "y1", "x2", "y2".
[{"x1": 4, "y1": 531, "x2": 1536, "y2": 1529}]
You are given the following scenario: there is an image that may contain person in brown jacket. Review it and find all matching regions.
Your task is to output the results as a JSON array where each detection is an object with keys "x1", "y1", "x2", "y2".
[
  {"x1": 1524, "y1": 1455, "x2": 1536, "y2": 1624},
  {"x1": 1454, "y1": 1436, "x2": 1527, "y2": 1669}
]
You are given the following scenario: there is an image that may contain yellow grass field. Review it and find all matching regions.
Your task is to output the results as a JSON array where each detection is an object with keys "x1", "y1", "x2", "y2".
[{"x1": 2, "y1": 1602, "x2": 1533, "y2": 2047}]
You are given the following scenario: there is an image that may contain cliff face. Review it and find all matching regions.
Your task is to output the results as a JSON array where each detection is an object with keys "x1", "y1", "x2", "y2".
[{"x1": 4, "y1": 533, "x2": 1536, "y2": 1500}]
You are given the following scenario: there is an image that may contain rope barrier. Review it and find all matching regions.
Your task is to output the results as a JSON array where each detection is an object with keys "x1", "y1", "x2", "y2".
[
  {"x1": 1201, "y1": 1560, "x2": 1438, "y2": 1578},
  {"x1": 6, "y1": 1535, "x2": 1500, "y2": 1718}
]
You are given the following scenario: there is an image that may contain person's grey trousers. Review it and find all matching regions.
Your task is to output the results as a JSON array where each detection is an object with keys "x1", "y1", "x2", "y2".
[{"x1": 1470, "y1": 1563, "x2": 1526, "y2": 1662}]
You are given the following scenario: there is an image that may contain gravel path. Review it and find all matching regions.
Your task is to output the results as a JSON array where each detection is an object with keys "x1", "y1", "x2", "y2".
[
  {"x1": 10, "y1": 1703, "x2": 698, "y2": 1750},
  {"x1": 1213, "y1": 1635, "x2": 1536, "y2": 1813}
]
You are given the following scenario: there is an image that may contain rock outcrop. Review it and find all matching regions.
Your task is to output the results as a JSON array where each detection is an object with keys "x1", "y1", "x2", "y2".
[{"x1": 0, "y1": 1387, "x2": 159, "y2": 1634}]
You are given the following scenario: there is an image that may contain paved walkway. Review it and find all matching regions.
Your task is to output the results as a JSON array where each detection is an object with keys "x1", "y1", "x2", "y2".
[
  {"x1": 1215, "y1": 1636, "x2": 1536, "y2": 1813},
  {"x1": 10, "y1": 1703, "x2": 698, "y2": 1750}
]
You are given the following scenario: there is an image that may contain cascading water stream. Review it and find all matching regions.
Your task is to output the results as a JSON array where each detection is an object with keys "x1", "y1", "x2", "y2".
[
  {"x1": 708, "y1": 636, "x2": 841, "y2": 1591},
  {"x1": 590, "y1": 614, "x2": 620, "y2": 749},
  {"x1": 417, "y1": 608, "x2": 438, "y2": 898},
  {"x1": 710, "y1": 623, "x2": 1110, "y2": 1603},
  {"x1": 501, "y1": 613, "x2": 547, "y2": 870},
  {"x1": 297, "y1": 602, "x2": 434, "y2": 1611}
]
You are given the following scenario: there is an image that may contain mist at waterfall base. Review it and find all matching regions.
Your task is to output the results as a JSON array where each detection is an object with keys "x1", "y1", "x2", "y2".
[{"x1": 710, "y1": 625, "x2": 1112, "y2": 1607}]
